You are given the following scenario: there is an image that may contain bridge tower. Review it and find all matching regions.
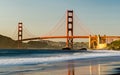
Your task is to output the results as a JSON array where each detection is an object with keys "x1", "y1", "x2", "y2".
[
  {"x1": 18, "y1": 22, "x2": 23, "y2": 48},
  {"x1": 66, "y1": 10, "x2": 74, "y2": 49}
]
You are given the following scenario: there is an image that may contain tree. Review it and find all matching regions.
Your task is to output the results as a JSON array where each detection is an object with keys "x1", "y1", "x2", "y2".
[{"x1": 108, "y1": 40, "x2": 120, "y2": 50}]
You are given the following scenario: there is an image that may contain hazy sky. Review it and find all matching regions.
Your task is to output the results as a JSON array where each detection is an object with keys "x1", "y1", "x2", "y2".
[{"x1": 0, "y1": 0, "x2": 120, "y2": 39}]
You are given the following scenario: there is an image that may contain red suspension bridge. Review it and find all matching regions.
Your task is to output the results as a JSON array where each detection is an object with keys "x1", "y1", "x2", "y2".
[{"x1": 17, "y1": 10, "x2": 120, "y2": 49}]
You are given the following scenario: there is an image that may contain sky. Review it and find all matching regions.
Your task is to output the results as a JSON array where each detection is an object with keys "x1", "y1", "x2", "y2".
[{"x1": 0, "y1": 0, "x2": 120, "y2": 40}]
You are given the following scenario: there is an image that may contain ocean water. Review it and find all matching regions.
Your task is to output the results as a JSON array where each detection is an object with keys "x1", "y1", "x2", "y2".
[{"x1": 0, "y1": 49, "x2": 120, "y2": 75}]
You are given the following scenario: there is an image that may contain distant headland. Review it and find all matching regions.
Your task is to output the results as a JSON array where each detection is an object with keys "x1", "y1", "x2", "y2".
[
  {"x1": 0, "y1": 34, "x2": 119, "y2": 50},
  {"x1": 0, "y1": 34, "x2": 88, "y2": 49}
]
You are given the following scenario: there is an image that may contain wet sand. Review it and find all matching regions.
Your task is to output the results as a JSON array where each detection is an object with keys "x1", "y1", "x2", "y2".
[
  {"x1": 1, "y1": 56, "x2": 120, "y2": 75},
  {"x1": 11, "y1": 62, "x2": 120, "y2": 75}
]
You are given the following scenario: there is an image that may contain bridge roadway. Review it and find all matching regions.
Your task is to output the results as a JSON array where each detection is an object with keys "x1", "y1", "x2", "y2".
[{"x1": 21, "y1": 36, "x2": 120, "y2": 41}]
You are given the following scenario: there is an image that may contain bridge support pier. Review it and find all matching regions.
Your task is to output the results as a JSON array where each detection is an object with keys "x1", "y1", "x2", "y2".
[
  {"x1": 97, "y1": 35, "x2": 107, "y2": 49},
  {"x1": 89, "y1": 35, "x2": 91, "y2": 49},
  {"x1": 89, "y1": 35, "x2": 98, "y2": 49},
  {"x1": 66, "y1": 10, "x2": 74, "y2": 49},
  {"x1": 18, "y1": 22, "x2": 23, "y2": 48}
]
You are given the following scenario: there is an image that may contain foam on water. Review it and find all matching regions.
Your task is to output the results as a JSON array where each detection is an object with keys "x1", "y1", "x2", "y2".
[{"x1": 0, "y1": 50, "x2": 120, "y2": 66}]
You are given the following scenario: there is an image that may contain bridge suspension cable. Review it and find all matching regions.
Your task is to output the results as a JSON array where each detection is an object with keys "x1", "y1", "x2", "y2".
[
  {"x1": 41, "y1": 11, "x2": 93, "y2": 37},
  {"x1": 42, "y1": 13, "x2": 66, "y2": 37},
  {"x1": 16, "y1": 10, "x2": 120, "y2": 49},
  {"x1": 23, "y1": 24, "x2": 38, "y2": 40},
  {"x1": 73, "y1": 13, "x2": 93, "y2": 36},
  {"x1": 12, "y1": 25, "x2": 18, "y2": 40}
]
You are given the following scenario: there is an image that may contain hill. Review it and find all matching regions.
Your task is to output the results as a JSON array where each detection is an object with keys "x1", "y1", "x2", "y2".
[
  {"x1": 107, "y1": 40, "x2": 120, "y2": 50},
  {"x1": 0, "y1": 34, "x2": 88, "y2": 49},
  {"x1": 0, "y1": 35, "x2": 17, "y2": 48},
  {"x1": 26, "y1": 40, "x2": 88, "y2": 49}
]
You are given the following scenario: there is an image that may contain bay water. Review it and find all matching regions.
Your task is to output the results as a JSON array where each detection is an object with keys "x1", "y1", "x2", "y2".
[{"x1": 0, "y1": 49, "x2": 120, "y2": 75}]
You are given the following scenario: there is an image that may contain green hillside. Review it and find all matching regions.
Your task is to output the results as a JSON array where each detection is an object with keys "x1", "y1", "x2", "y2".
[
  {"x1": 0, "y1": 35, "x2": 17, "y2": 48},
  {"x1": 107, "y1": 40, "x2": 120, "y2": 50},
  {"x1": 0, "y1": 34, "x2": 88, "y2": 49}
]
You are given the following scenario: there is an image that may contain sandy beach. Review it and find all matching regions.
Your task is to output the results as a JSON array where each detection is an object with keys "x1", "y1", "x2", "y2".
[
  {"x1": 1, "y1": 50, "x2": 120, "y2": 75},
  {"x1": 10, "y1": 61, "x2": 120, "y2": 75}
]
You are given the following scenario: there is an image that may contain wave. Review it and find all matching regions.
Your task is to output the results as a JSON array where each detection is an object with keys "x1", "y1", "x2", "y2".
[{"x1": 0, "y1": 50, "x2": 120, "y2": 66}]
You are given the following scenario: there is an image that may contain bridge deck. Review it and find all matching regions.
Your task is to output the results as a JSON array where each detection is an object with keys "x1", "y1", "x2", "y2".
[{"x1": 21, "y1": 36, "x2": 120, "y2": 41}]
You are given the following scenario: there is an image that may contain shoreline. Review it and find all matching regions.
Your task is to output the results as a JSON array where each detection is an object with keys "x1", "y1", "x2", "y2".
[
  {"x1": 10, "y1": 60, "x2": 120, "y2": 75},
  {"x1": 0, "y1": 50, "x2": 120, "y2": 75},
  {"x1": 0, "y1": 58, "x2": 120, "y2": 75}
]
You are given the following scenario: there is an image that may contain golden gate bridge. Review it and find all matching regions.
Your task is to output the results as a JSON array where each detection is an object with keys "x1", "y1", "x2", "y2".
[{"x1": 17, "y1": 10, "x2": 120, "y2": 49}]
